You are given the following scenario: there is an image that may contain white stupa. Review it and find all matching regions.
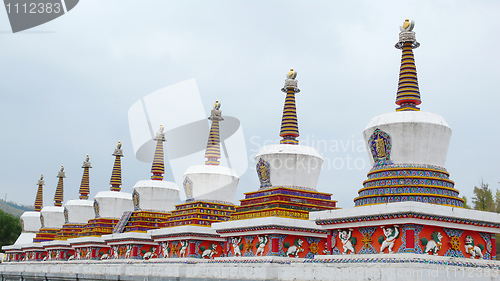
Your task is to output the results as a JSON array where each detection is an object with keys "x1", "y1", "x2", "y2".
[
  {"x1": 354, "y1": 20, "x2": 464, "y2": 207},
  {"x1": 182, "y1": 102, "x2": 239, "y2": 203},
  {"x1": 93, "y1": 142, "x2": 133, "y2": 219},
  {"x1": 38, "y1": 166, "x2": 66, "y2": 233},
  {"x1": 132, "y1": 125, "x2": 180, "y2": 212},
  {"x1": 254, "y1": 70, "x2": 323, "y2": 191}
]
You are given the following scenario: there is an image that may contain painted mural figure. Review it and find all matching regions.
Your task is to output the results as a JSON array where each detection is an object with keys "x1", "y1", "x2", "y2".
[
  {"x1": 464, "y1": 235, "x2": 484, "y2": 259},
  {"x1": 379, "y1": 225, "x2": 399, "y2": 254},
  {"x1": 143, "y1": 247, "x2": 157, "y2": 260},
  {"x1": 231, "y1": 237, "x2": 243, "y2": 257},
  {"x1": 161, "y1": 242, "x2": 169, "y2": 258},
  {"x1": 201, "y1": 244, "x2": 218, "y2": 259},
  {"x1": 255, "y1": 236, "x2": 269, "y2": 256},
  {"x1": 112, "y1": 245, "x2": 119, "y2": 259},
  {"x1": 284, "y1": 238, "x2": 304, "y2": 258},
  {"x1": 179, "y1": 241, "x2": 188, "y2": 258},
  {"x1": 339, "y1": 228, "x2": 356, "y2": 255},
  {"x1": 421, "y1": 231, "x2": 443, "y2": 255}
]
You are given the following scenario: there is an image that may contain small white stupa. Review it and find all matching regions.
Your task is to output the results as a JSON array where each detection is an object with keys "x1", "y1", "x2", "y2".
[
  {"x1": 9, "y1": 175, "x2": 44, "y2": 246},
  {"x1": 254, "y1": 69, "x2": 323, "y2": 191},
  {"x1": 132, "y1": 125, "x2": 180, "y2": 211},
  {"x1": 93, "y1": 142, "x2": 133, "y2": 219},
  {"x1": 182, "y1": 101, "x2": 239, "y2": 203},
  {"x1": 59, "y1": 155, "x2": 94, "y2": 238},
  {"x1": 38, "y1": 166, "x2": 66, "y2": 235}
]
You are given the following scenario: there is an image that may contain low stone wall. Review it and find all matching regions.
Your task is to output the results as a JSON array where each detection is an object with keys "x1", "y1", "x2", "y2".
[{"x1": 1, "y1": 254, "x2": 500, "y2": 281}]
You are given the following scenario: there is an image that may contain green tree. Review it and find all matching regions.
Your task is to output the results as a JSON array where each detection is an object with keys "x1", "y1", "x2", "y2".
[
  {"x1": 472, "y1": 182, "x2": 494, "y2": 211},
  {"x1": 494, "y1": 189, "x2": 500, "y2": 213},
  {"x1": 0, "y1": 210, "x2": 22, "y2": 251},
  {"x1": 461, "y1": 196, "x2": 471, "y2": 209}
]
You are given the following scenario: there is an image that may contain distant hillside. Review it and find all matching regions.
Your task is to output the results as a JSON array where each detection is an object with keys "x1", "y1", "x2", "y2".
[{"x1": 0, "y1": 199, "x2": 34, "y2": 217}]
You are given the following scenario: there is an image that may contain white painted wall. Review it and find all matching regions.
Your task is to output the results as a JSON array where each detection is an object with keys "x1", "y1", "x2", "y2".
[
  {"x1": 183, "y1": 165, "x2": 239, "y2": 202},
  {"x1": 64, "y1": 200, "x2": 94, "y2": 224},
  {"x1": 132, "y1": 180, "x2": 180, "y2": 211},
  {"x1": 39, "y1": 206, "x2": 65, "y2": 229},
  {"x1": 363, "y1": 111, "x2": 452, "y2": 167},
  {"x1": 255, "y1": 144, "x2": 323, "y2": 189},
  {"x1": 20, "y1": 211, "x2": 41, "y2": 232},
  {"x1": 94, "y1": 191, "x2": 133, "y2": 218}
]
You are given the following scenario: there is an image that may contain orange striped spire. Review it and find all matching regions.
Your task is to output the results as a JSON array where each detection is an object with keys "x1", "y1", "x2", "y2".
[
  {"x1": 151, "y1": 125, "x2": 166, "y2": 180},
  {"x1": 79, "y1": 154, "x2": 92, "y2": 199},
  {"x1": 280, "y1": 68, "x2": 300, "y2": 144},
  {"x1": 34, "y1": 174, "x2": 44, "y2": 212},
  {"x1": 110, "y1": 141, "x2": 123, "y2": 191},
  {"x1": 54, "y1": 166, "x2": 65, "y2": 207},
  {"x1": 205, "y1": 100, "x2": 223, "y2": 165},
  {"x1": 395, "y1": 19, "x2": 421, "y2": 112}
]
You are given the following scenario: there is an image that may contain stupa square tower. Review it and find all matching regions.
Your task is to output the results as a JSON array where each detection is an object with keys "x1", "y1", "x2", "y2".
[
  {"x1": 213, "y1": 69, "x2": 338, "y2": 258},
  {"x1": 149, "y1": 102, "x2": 238, "y2": 259},
  {"x1": 310, "y1": 19, "x2": 500, "y2": 260}
]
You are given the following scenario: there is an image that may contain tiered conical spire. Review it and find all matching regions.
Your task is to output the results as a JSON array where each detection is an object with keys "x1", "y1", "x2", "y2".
[
  {"x1": 79, "y1": 155, "x2": 92, "y2": 199},
  {"x1": 110, "y1": 141, "x2": 124, "y2": 191},
  {"x1": 280, "y1": 68, "x2": 300, "y2": 144},
  {"x1": 395, "y1": 19, "x2": 421, "y2": 112},
  {"x1": 54, "y1": 166, "x2": 65, "y2": 207},
  {"x1": 151, "y1": 125, "x2": 166, "y2": 180},
  {"x1": 34, "y1": 174, "x2": 44, "y2": 212},
  {"x1": 205, "y1": 100, "x2": 223, "y2": 165}
]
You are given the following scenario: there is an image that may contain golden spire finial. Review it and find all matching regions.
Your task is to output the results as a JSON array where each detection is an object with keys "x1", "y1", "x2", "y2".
[
  {"x1": 403, "y1": 19, "x2": 410, "y2": 29},
  {"x1": 117, "y1": 141, "x2": 122, "y2": 149},
  {"x1": 400, "y1": 18, "x2": 415, "y2": 32},
  {"x1": 214, "y1": 100, "x2": 221, "y2": 110},
  {"x1": 287, "y1": 68, "x2": 297, "y2": 79}
]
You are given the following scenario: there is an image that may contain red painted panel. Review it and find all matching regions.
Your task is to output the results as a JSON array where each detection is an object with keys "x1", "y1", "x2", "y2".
[
  {"x1": 407, "y1": 229, "x2": 415, "y2": 249},
  {"x1": 189, "y1": 242, "x2": 196, "y2": 255},
  {"x1": 272, "y1": 238, "x2": 279, "y2": 252}
]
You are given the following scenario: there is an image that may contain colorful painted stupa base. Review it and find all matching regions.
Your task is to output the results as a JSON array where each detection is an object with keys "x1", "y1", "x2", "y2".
[
  {"x1": 68, "y1": 236, "x2": 110, "y2": 260},
  {"x1": 56, "y1": 223, "x2": 86, "y2": 240},
  {"x1": 20, "y1": 244, "x2": 46, "y2": 262},
  {"x1": 150, "y1": 225, "x2": 226, "y2": 259},
  {"x1": 232, "y1": 187, "x2": 337, "y2": 221},
  {"x1": 311, "y1": 202, "x2": 499, "y2": 260},
  {"x1": 79, "y1": 218, "x2": 120, "y2": 237},
  {"x1": 33, "y1": 228, "x2": 59, "y2": 243},
  {"x1": 166, "y1": 200, "x2": 236, "y2": 228},
  {"x1": 213, "y1": 217, "x2": 330, "y2": 258},
  {"x1": 355, "y1": 164, "x2": 464, "y2": 207},
  {"x1": 103, "y1": 232, "x2": 159, "y2": 260},
  {"x1": 42, "y1": 240, "x2": 75, "y2": 261},
  {"x1": 122, "y1": 210, "x2": 171, "y2": 233}
]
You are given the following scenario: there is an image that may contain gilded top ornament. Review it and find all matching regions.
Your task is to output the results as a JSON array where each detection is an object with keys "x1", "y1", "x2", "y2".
[
  {"x1": 57, "y1": 165, "x2": 66, "y2": 178},
  {"x1": 113, "y1": 141, "x2": 124, "y2": 157},
  {"x1": 395, "y1": 18, "x2": 419, "y2": 49},
  {"x1": 399, "y1": 18, "x2": 415, "y2": 32},
  {"x1": 214, "y1": 100, "x2": 221, "y2": 110},
  {"x1": 82, "y1": 154, "x2": 92, "y2": 168},
  {"x1": 154, "y1": 124, "x2": 166, "y2": 141},
  {"x1": 37, "y1": 174, "x2": 44, "y2": 186},
  {"x1": 286, "y1": 68, "x2": 297, "y2": 79},
  {"x1": 282, "y1": 68, "x2": 300, "y2": 93},
  {"x1": 209, "y1": 100, "x2": 223, "y2": 121}
]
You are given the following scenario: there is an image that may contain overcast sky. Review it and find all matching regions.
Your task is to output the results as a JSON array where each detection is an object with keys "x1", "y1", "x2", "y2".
[{"x1": 0, "y1": 1, "x2": 499, "y2": 209}]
